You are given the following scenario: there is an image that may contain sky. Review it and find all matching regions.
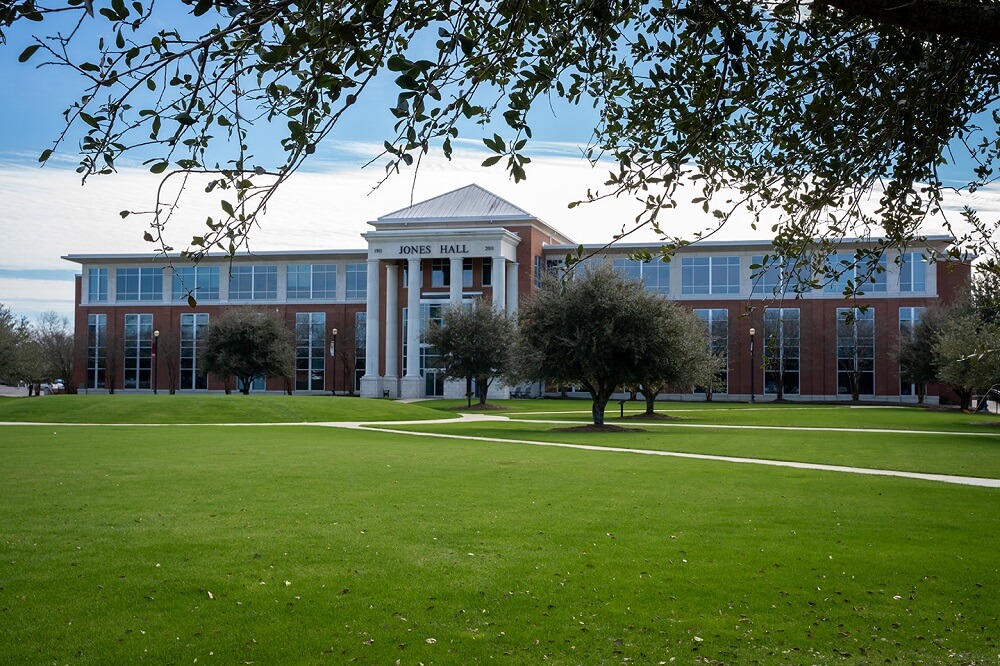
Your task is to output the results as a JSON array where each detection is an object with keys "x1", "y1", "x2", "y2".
[{"x1": 1, "y1": 5, "x2": 997, "y2": 322}]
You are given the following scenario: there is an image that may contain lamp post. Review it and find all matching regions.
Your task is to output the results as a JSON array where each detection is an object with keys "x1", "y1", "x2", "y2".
[
  {"x1": 152, "y1": 329, "x2": 159, "y2": 395},
  {"x1": 329, "y1": 327, "x2": 338, "y2": 396},
  {"x1": 749, "y1": 327, "x2": 756, "y2": 404}
]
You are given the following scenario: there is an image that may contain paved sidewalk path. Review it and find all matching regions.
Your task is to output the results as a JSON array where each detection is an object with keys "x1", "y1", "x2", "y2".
[{"x1": 3, "y1": 412, "x2": 998, "y2": 488}]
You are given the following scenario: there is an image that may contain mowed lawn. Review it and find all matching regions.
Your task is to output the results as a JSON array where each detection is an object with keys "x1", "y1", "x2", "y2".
[{"x1": 1, "y1": 397, "x2": 999, "y2": 664}]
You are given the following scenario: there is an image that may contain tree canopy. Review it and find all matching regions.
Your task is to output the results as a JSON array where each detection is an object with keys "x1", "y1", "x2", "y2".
[
  {"x1": 423, "y1": 300, "x2": 514, "y2": 406},
  {"x1": 517, "y1": 264, "x2": 711, "y2": 425},
  {"x1": 201, "y1": 308, "x2": 294, "y2": 394},
  {"x1": 4, "y1": 0, "x2": 999, "y2": 272}
]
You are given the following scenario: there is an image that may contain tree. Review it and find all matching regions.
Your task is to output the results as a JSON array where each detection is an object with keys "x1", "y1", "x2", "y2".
[
  {"x1": 934, "y1": 291, "x2": 1000, "y2": 410},
  {"x1": 5, "y1": 1, "x2": 1000, "y2": 273},
  {"x1": 897, "y1": 307, "x2": 945, "y2": 404},
  {"x1": 635, "y1": 305, "x2": 723, "y2": 416},
  {"x1": 517, "y1": 264, "x2": 704, "y2": 426},
  {"x1": 201, "y1": 308, "x2": 294, "y2": 395},
  {"x1": 103, "y1": 330, "x2": 121, "y2": 394},
  {"x1": 424, "y1": 300, "x2": 515, "y2": 406},
  {"x1": 157, "y1": 329, "x2": 181, "y2": 394},
  {"x1": 0, "y1": 304, "x2": 31, "y2": 385},
  {"x1": 33, "y1": 311, "x2": 75, "y2": 393}
]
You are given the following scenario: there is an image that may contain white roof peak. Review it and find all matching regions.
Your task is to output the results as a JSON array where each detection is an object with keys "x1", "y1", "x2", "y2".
[{"x1": 374, "y1": 183, "x2": 537, "y2": 224}]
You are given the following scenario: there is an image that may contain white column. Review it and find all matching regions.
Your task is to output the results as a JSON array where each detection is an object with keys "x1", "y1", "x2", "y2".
[
  {"x1": 401, "y1": 258, "x2": 423, "y2": 398},
  {"x1": 384, "y1": 263, "x2": 399, "y2": 393},
  {"x1": 449, "y1": 257, "x2": 463, "y2": 306},
  {"x1": 505, "y1": 261, "x2": 519, "y2": 317},
  {"x1": 360, "y1": 258, "x2": 381, "y2": 398},
  {"x1": 492, "y1": 257, "x2": 506, "y2": 312}
]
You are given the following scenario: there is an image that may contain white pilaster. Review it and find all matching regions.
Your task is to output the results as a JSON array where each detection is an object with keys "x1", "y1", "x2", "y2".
[
  {"x1": 401, "y1": 258, "x2": 423, "y2": 399},
  {"x1": 384, "y1": 263, "x2": 399, "y2": 396},
  {"x1": 492, "y1": 257, "x2": 506, "y2": 312},
  {"x1": 360, "y1": 258, "x2": 382, "y2": 398},
  {"x1": 449, "y1": 257, "x2": 463, "y2": 306},
  {"x1": 505, "y1": 261, "x2": 519, "y2": 317}
]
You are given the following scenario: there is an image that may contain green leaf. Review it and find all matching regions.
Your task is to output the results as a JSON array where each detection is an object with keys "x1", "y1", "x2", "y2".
[
  {"x1": 221, "y1": 200, "x2": 234, "y2": 216},
  {"x1": 38, "y1": 149, "x2": 53, "y2": 163},
  {"x1": 481, "y1": 155, "x2": 502, "y2": 167},
  {"x1": 18, "y1": 44, "x2": 41, "y2": 63},
  {"x1": 149, "y1": 161, "x2": 168, "y2": 174}
]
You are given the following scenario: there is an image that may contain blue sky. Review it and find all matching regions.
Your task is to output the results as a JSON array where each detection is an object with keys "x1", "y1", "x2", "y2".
[{"x1": 0, "y1": 5, "x2": 994, "y2": 322}]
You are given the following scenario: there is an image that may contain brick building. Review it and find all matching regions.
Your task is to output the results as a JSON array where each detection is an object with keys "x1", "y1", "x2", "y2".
[{"x1": 64, "y1": 184, "x2": 970, "y2": 402}]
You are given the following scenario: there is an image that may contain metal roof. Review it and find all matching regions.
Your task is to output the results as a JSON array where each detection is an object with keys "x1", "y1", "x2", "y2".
[{"x1": 376, "y1": 184, "x2": 536, "y2": 223}]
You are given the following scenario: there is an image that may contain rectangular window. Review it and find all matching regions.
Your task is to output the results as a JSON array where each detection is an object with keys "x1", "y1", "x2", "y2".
[
  {"x1": 693, "y1": 309, "x2": 729, "y2": 393},
  {"x1": 229, "y1": 265, "x2": 277, "y2": 300},
  {"x1": 116, "y1": 267, "x2": 162, "y2": 301},
  {"x1": 431, "y1": 258, "x2": 449, "y2": 287},
  {"x1": 614, "y1": 258, "x2": 670, "y2": 295},
  {"x1": 681, "y1": 256, "x2": 739, "y2": 295},
  {"x1": 763, "y1": 308, "x2": 800, "y2": 396},
  {"x1": 354, "y1": 311, "x2": 366, "y2": 392},
  {"x1": 534, "y1": 256, "x2": 543, "y2": 288},
  {"x1": 825, "y1": 254, "x2": 887, "y2": 294},
  {"x1": 123, "y1": 313, "x2": 154, "y2": 389},
  {"x1": 481, "y1": 258, "x2": 493, "y2": 287},
  {"x1": 899, "y1": 253, "x2": 926, "y2": 293},
  {"x1": 899, "y1": 306, "x2": 926, "y2": 395},
  {"x1": 88, "y1": 268, "x2": 108, "y2": 303},
  {"x1": 346, "y1": 263, "x2": 367, "y2": 300},
  {"x1": 287, "y1": 264, "x2": 337, "y2": 299},
  {"x1": 295, "y1": 312, "x2": 326, "y2": 391},
  {"x1": 463, "y1": 258, "x2": 474, "y2": 288},
  {"x1": 172, "y1": 266, "x2": 219, "y2": 301},
  {"x1": 837, "y1": 307, "x2": 876, "y2": 396},
  {"x1": 751, "y1": 256, "x2": 793, "y2": 297},
  {"x1": 86, "y1": 313, "x2": 107, "y2": 389},
  {"x1": 180, "y1": 313, "x2": 209, "y2": 390}
]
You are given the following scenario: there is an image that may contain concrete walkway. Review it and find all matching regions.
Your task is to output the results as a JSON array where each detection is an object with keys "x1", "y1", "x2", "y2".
[{"x1": 3, "y1": 412, "x2": 999, "y2": 488}]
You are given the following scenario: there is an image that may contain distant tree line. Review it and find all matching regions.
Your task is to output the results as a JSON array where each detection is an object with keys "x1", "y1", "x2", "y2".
[{"x1": 0, "y1": 305, "x2": 75, "y2": 396}]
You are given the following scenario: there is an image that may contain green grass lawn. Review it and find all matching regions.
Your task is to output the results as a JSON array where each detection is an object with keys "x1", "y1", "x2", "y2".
[
  {"x1": 425, "y1": 398, "x2": 1000, "y2": 434},
  {"x1": 389, "y1": 418, "x2": 1000, "y2": 479},
  {"x1": 1, "y1": 397, "x2": 998, "y2": 664},
  {"x1": 0, "y1": 393, "x2": 451, "y2": 423}
]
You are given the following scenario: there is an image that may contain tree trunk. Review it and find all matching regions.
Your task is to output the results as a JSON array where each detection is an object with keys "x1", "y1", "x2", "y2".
[
  {"x1": 645, "y1": 393, "x2": 655, "y2": 416},
  {"x1": 477, "y1": 376, "x2": 488, "y2": 406},
  {"x1": 960, "y1": 389, "x2": 973, "y2": 411},
  {"x1": 917, "y1": 383, "x2": 925, "y2": 405},
  {"x1": 592, "y1": 398, "x2": 607, "y2": 426}
]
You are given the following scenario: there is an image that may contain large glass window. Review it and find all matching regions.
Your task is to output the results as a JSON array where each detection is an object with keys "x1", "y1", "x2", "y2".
[
  {"x1": 899, "y1": 253, "x2": 926, "y2": 293},
  {"x1": 481, "y1": 258, "x2": 493, "y2": 286},
  {"x1": 123, "y1": 313, "x2": 153, "y2": 389},
  {"x1": 346, "y1": 263, "x2": 367, "y2": 300},
  {"x1": 229, "y1": 265, "x2": 277, "y2": 300},
  {"x1": 613, "y1": 258, "x2": 670, "y2": 294},
  {"x1": 354, "y1": 311, "x2": 366, "y2": 392},
  {"x1": 431, "y1": 259, "x2": 449, "y2": 287},
  {"x1": 88, "y1": 268, "x2": 108, "y2": 303},
  {"x1": 534, "y1": 256, "x2": 543, "y2": 288},
  {"x1": 825, "y1": 254, "x2": 887, "y2": 294},
  {"x1": 899, "y1": 306, "x2": 926, "y2": 395},
  {"x1": 763, "y1": 308, "x2": 800, "y2": 396},
  {"x1": 837, "y1": 307, "x2": 876, "y2": 396},
  {"x1": 287, "y1": 264, "x2": 337, "y2": 299},
  {"x1": 751, "y1": 256, "x2": 799, "y2": 297},
  {"x1": 295, "y1": 312, "x2": 326, "y2": 391},
  {"x1": 86, "y1": 314, "x2": 107, "y2": 389},
  {"x1": 116, "y1": 267, "x2": 162, "y2": 301},
  {"x1": 693, "y1": 309, "x2": 729, "y2": 393},
  {"x1": 172, "y1": 266, "x2": 219, "y2": 301},
  {"x1": 180, "y1": 313, "x2": 209, "y2": 390},
  {"x1": 463, "y1": 258, "x2": 474, "y2": 288},
  {"x1": 681, "y1": 256, "x2": 740, "y2": 295},
  {"x1": 402, "y1": 303, "x2": 446, "y2": 396}
]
